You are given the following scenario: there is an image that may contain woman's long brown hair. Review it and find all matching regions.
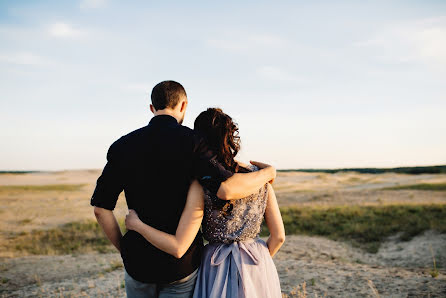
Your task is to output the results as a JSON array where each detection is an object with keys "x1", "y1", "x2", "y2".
[{"x1": 194, "y1": 108, "x2": 242, "y2": 173}]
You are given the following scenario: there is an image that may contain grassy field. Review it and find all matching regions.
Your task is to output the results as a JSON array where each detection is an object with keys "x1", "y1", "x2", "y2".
[
  {"x1": 1, "y1": 170, "x2": 446, "y2": 256},
  {"x1": 262, "y1": 204, "x2": 446, "y2": 253},
  {"x1": 6, "y1": 204, "x2": 445, "y2": 255},
  {"x1": 384, "y1": 183, "x2": 446, "y2": 191}
]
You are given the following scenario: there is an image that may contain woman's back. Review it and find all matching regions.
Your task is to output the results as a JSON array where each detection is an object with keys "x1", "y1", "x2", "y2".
[
  {"x1": 202, "y1": 165, "x2": 268, "y2": 244},
  {"x1": 192, "y1": 108, "x2": 283, "y2": 298}
]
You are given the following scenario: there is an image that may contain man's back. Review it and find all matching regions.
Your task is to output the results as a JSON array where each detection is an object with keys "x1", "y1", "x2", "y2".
[{"x1": 91, "y1": 115, "x2": 210, "y2": 283}]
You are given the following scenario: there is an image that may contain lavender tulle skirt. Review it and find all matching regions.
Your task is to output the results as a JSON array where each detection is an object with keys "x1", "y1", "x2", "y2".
[{"x1": 192, "y1": 238, "x2": 282, "y2": 298}]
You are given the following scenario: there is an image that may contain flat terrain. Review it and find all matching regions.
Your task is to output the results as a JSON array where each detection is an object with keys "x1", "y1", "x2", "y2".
[
  {"x1": 274, "y1": 171, "x2": 446, "y2": 207},
  {"x1": 0, "y1": 170, "x2": 445, "y2": 297}
]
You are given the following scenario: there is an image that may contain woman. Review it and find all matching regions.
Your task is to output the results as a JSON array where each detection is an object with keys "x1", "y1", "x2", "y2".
[{"x1": 125, "y1": 108, "x2": 285, "y2": 297}]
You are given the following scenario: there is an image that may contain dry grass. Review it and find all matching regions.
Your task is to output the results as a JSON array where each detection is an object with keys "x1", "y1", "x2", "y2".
[
  {"x1": 367, "y1": 280, "x2": 380, "y2": 297},
  {"x1": 429, "y1": 245, "x2": 439, "y2": 278},
  {"x1": 283, "y1": 281, "x2": 307, "y2": 298},
  {"x1": 6, "y1": 220, "x2": 126, "y2": 255},
  {"x1": 104, "y1": 260, "x2": 124, "y2": 273},
  {"x1": 0, "y1": 184, "x2": 86, "y2": 193}
]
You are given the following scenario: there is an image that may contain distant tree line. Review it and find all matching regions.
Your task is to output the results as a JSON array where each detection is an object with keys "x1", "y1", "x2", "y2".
[{"x1": 278, "y1": 165, "x2": 446, "y2": 174}]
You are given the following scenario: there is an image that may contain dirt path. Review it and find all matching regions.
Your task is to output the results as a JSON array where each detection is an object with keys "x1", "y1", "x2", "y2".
[{"x1": 1, "y1": 232, "x2": 445, "y2": 297}]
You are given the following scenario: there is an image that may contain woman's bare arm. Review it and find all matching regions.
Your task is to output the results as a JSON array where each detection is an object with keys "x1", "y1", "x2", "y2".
[
  {"x1": 264, "y1": 183, "x2": 285, "y2": 257},
  {"x1": 217, "y1": 161, "x2": 276, "y2": 200},
  {"x1": 125, "y1": 180, "x2": 204, "y2": 259},
  {"x1": 235, "y1": 160, "x2": 251, "y2": 169}
]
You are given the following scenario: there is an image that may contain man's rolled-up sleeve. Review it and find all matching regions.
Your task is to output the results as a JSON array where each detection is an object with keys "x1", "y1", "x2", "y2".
[
  {"x1": 192, "y1": 135, "x2": 234, "y2": 195},
  {"x1": 90, "y1": 143, "x2": 124, "y2": 211}
]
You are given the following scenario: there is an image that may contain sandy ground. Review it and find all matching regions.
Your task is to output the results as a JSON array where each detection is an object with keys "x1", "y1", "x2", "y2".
[
  {"x1": 0, "y1": 170, "x2": 445, "y2": 296},
  {"x1": 1, "y1": 232, "x2": 445, "y2": 297}
]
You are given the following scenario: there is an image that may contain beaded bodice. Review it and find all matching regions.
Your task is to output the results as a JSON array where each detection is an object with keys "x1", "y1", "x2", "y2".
[{"x1": 202, "y1": 166, "x2": 268, "y2": 244}]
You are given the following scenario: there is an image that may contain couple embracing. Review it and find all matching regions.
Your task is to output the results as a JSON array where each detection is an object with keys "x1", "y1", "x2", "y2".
[{"x1": 91, "y1": 81, "x2": 285, "y2": 297}]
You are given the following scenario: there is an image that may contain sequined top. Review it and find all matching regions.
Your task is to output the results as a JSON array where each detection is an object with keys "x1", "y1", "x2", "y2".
[{"x1": 202, "y1": 165, "x2": 269, "y2": 244}]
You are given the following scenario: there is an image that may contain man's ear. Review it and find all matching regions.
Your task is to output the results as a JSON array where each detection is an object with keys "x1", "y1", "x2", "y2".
[
  {"x1": 180, "y1": 100, "x2": 187, "y2": 113},
  {"x1": 150, "y1": 104, "x2": 156, "y2": 114}
]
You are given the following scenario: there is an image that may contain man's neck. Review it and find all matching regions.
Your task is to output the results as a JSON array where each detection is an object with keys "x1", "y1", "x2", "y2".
[{"x1": 153, "y1": 109, "x2": 180, "y2": 123}]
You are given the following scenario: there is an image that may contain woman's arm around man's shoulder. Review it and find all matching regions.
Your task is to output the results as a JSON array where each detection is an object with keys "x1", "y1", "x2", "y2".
[{"x1": 217, "y1": 161, "x2": 276, "y2": 200}]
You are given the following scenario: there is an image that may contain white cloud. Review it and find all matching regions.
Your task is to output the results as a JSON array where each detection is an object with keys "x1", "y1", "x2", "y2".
[
  {"x1": 0, "y1": 52, "x2": 53, "y2": 66},
  {"x1": 48, "y1": 23, "x2": 85, "y2": 39},
  {"x1": 354, "y1": 16, "x2": 446, "y2": 66},
  {"x1": 80, "y1": 0, "x2": 107, "y2": 9},
  {"x1": 256, "y1": 66, "x2": 307, "y2": 83}
]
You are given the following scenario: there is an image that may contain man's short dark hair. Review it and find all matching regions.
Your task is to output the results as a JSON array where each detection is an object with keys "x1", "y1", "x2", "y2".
[{"x1": 151, "y1": 81, "x2": 187, "y2": 110}]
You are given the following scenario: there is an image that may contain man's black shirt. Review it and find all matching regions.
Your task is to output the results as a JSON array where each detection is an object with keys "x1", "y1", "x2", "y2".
[{"x1": 90, "y1": 115, "x2": 233, "y2": 283}]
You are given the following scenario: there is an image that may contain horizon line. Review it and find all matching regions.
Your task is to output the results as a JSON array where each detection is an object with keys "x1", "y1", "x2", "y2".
[{"x1": 1, "y1": 164, "x2": 446, "y2": 173}]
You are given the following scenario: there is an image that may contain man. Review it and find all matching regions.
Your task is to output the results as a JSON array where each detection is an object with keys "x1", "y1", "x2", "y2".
[{"x1": 91, "y1": 80, "x2": 276, "y2": 297}]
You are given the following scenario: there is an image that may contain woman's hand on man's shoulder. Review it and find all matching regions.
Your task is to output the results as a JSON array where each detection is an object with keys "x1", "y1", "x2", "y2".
[{"x1": 249, "y1": 161, "x2": 276, "y2": 184}]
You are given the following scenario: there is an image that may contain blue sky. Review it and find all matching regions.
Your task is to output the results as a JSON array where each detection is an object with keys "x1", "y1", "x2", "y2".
[{"x1": 1, "y1": 0, "x2": 445, "y2": 170}]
